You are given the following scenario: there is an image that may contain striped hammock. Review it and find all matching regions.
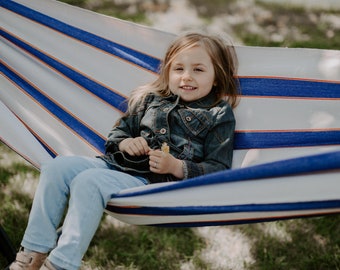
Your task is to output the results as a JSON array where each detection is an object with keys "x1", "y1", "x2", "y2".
[{"x1": 1, "y1": 0, "x2": 340, "y2": 227}]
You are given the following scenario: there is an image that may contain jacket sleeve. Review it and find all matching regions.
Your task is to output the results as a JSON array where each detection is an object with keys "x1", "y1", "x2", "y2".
[
  {"x1": 104, "y1": 97, "x2": 149, "y2": 154},
  {"x1": 183, "y1": 104, "x2": 235, "y2": 179}
]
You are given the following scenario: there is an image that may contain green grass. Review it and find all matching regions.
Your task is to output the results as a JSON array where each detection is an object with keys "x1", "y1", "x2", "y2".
[
  {"x1": 242, "y1": 217, "x2": 340, "y2": 270},
  {"x1": 238, "y1": 1, "x2": 340, "y2": 49},
  {"x1": 60, "y1": 0, "x2": 149, "y2": 23},
  {"x1": 86, "y1": 225, "x2": 205, "y2": 269},
  {"x1": 0, "y1": 144, "x2": 36, "y2": 268},
  {"x1": 190, "y1": 0, "x2": 340, "y2": 49}
]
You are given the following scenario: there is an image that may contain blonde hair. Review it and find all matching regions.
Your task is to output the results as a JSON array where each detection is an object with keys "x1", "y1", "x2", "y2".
[{"x1": 127, "y1": 32, "x2": 240, "y2": 112}]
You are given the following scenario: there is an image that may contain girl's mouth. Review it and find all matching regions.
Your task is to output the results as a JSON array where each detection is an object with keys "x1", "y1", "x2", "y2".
[{"x1": 180, "y1": 85, "x2": 197, "y2": 90}]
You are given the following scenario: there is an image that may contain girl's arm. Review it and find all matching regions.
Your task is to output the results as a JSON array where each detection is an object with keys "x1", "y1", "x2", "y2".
[{"x1": 105, "y1": 97, "x2": 149, "y2": 154}]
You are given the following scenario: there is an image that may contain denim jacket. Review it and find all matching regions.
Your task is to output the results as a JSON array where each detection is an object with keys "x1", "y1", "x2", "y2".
[{"x1": 100, "y1": 91, "x2": 235, "y2": 183}]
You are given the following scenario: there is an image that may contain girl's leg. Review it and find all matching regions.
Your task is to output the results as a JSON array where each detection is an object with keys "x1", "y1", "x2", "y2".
[
  {"x1": 21, "y1": 156, "x2": 109, "y2": 253},
  {"x1": 47, "y1": 169, "x2": 147, "y2": 270}
]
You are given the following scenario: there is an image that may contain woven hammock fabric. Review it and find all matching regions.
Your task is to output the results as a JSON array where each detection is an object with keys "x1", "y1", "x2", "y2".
[{"x1": 1, "y1": 0, "x2": 340, "y2": 227}]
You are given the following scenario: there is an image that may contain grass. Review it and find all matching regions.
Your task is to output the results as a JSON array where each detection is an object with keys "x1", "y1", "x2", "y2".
[
  {"x1": 0, "y1": 145, "x2": 35, "y2": 268},
  {"x1": 244, "y1": 218, "x2": 340, "y2": 269},
  {"x1": 239, "y1": 1, "x2": 340, "y2": 49},
  {"x1": 190, "y1": 0, "x2": 340, "y2": 49},
  {"x1": 86, "y1": 225, "x2": 205, "y2": 269},
  {"x1": 60, "y1": 0, "x2": 149, "y2": 23},
  {"x1": 1, "y1": 1, "x2": 340, "y2": 269}
]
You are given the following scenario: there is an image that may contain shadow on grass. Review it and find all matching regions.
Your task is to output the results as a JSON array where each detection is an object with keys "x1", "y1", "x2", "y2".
[
  {"x1": 244, "y1": 215, "x2": 340, "y2": 270},
  {"x1": 86, "y1": 223, "x2": 206, "y2": 269},
  {"x1": 0, "y1": 167, "x2": 33, "y2": 267}
]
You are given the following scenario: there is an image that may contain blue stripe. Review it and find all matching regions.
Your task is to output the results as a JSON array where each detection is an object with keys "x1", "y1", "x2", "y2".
[
  {"x1": 0, "y1": 62, "x2": 106, "y2": 153},
  {"x1": 31, "y1": 133, "x2": 57, "y2": 158},
  {"x1": 0, "y1": 29, "x2": 128, "y2": 112},
  {"x1": 112, "y1": 150, "x2": 340, "y2": 198},
  {"x1": 240, "y1": 77, "x2": 340, "y2": 98},
  {"x1": 1, "y1": 0, "x2": 161, "y2": 73},
  {"x1": 106, "y1": 200, "x2": 340, "y2": 216},
  {"x1": 4, "y1": 36, "x2": 338, "y2": 152},
  {"x1": 2, "y1": 29, "x2": 339, "y2": 150},
  {"x1": 2, "y1": 2, "x2": 340, "y2": 100},
  {"x1": 234, "y1": 130, "x2": 340, "y2": 149},
  {"x1": 2, "y1": 1, "x2": 340, "y2": 100}
]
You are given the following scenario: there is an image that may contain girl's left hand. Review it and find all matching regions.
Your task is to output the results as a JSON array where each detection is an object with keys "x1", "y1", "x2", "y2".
[{"x1": 148, "y1": 149, "x2": 184, "y2": 179}]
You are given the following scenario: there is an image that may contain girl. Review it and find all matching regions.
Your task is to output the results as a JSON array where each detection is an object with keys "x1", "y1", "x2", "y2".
[{"x1": 10, "y1": 32, "x2": 239, "y2": 270}]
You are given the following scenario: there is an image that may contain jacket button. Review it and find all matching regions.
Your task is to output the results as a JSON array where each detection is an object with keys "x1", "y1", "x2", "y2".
[{"x1": 160, "y1": 128, "x2": 167, "y2": 134}]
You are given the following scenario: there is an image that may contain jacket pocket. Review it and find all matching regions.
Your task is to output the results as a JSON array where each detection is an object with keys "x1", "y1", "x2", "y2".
[{"x1": 178, "y1": 108, "x2": 212, "y2": 137}]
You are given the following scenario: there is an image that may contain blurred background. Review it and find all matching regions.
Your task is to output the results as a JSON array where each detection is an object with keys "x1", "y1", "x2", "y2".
[
  {"x1": 1, "y1": 1, "x2": 339, "y2": 269},
  {"x1": 60, "y1": 0, "x2": 340, "y2": 49}
]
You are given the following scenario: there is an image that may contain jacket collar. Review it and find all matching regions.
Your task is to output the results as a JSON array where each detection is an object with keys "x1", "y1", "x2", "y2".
[
  {"x1": 153, "y1": 91, "x2": 219, "y2": 108},
  {"x1": 179, "y1": 90, "x2": 219, "y2": 109}
]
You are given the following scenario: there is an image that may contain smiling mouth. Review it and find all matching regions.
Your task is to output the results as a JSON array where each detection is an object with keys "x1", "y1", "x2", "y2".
[{"x1": 180, "y1": 85, "x2": 197, "y2": 90}]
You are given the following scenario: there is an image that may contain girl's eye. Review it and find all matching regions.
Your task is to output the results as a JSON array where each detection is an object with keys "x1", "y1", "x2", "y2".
[
  {"x1": 174, "y1": 67, "x2": 183, "y2": 71},
  {"x1": 194, "y1": 68, "x2": 203, "y2": 72}
]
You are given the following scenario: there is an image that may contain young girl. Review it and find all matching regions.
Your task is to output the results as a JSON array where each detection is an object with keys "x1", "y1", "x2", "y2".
[{"x1": 10, "y1": 32, "x2": 239, "y2": 270}]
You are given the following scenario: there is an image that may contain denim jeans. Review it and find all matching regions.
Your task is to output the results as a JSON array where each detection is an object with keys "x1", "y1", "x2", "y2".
[{"x1": 21, "y1": 156, "x2": 148, "y2": 270}]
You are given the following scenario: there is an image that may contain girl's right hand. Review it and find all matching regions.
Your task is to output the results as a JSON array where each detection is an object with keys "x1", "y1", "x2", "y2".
[{"x1": 118, "y1": 137, "x2": 150, "y2": 156}]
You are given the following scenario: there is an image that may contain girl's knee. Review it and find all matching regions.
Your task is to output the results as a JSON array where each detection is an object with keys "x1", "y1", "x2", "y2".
[
  {"x1": 70, "y1": 169, "x2": 103, "y2": 188},
  {"x1": 42, "y1": 156, "x2": 71, "y2": 173},
  {"x1": 41, "y1": 156, "x2": 90, "y2": 176},
  {"x1": 39, "y1": 156, "x2": 86, "y2": 189},
  {"x1": 70, "y1": 169, "x2": 124, "y2": 199},
  {"x1": 71, "y1": 169, "x2": 146, "y2": 194}
]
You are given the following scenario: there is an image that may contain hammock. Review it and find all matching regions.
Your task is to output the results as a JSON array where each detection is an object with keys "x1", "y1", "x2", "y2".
[{"x1": 1, "y1": 0, "x2": 340, "y2": 227}]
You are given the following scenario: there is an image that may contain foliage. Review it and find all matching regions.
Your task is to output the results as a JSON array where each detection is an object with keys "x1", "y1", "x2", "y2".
[{"x1": 238, "y1": 2, "x2": 340, "y2": 49}]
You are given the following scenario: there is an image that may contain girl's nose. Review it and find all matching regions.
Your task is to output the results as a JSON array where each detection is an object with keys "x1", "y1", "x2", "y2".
[{"x1": 182, "y1": 70, "x2": 193, "y2": 81}]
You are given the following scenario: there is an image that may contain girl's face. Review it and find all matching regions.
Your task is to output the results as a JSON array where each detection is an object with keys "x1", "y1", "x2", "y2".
[{"x1": 168, "y1": 45, "x2": 216, "y2": 102}]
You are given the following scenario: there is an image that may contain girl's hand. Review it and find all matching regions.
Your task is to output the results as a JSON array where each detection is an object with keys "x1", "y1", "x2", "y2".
[
  {"x1": 119, "y1": 137, "x2": 150, "y2": 156},
  {"x1": 148, "y1": 149, "x2": 184, "y2": 179}
]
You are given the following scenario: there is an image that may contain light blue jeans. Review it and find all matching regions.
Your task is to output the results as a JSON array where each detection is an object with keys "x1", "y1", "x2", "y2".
[{"x1": 21, "y1": 155, "x2": 148, "y2": 270}]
